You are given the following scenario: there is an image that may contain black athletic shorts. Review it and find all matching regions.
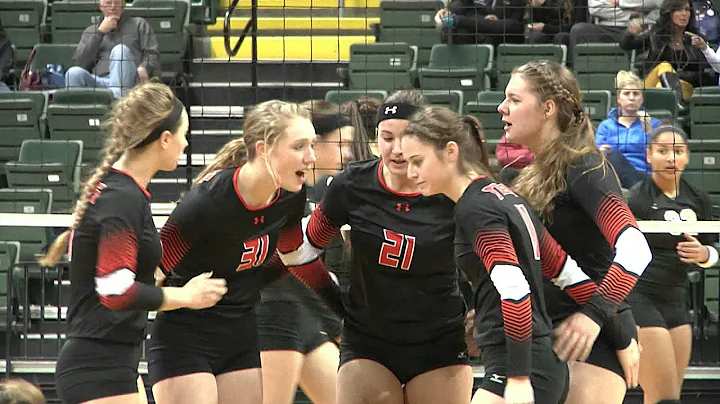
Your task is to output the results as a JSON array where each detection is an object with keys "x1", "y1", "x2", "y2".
[
  {"x1": 478, "y1": 337, "x2": 569, "y2": 404},
  {"x1": 55, "y1": 337, "x2": 142, "y2": 404},
  {"x1": 339, "y1": 324, "x2": 469, "y2": 385},
  {"x1": 256, "y1": 300, "x2": 332, "y2": 354},
  {"x1": 627, "y1": 289, "x2": 691, "y2": 329},
  {"x1": 147, "y1": 310, "x2": 261, "y2": 385}
]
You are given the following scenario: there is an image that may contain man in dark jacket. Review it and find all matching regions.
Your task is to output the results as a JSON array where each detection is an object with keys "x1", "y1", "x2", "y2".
[
  {"x1": 436, "y1": 0, "x2": 526, "y2": 45},
  {"x1": 65, "y1": 0, "x2": 160, "y2": 97}
]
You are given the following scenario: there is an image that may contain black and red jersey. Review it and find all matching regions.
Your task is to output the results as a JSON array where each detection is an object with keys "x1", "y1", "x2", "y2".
[
  {"x1": 306, "y1": 159, "x2": 466, "y2": 344},
  {"x1": 67, "y1": 168, "x2": 163, "y2": 344},
  {"x1": 158, "y1": 167, "x2": 308, "y2": 321},
  {"x1": 542, "y1": 153, "x2": 651, "y2": 344},
  {"x1": 456, "y1": 177, "x2": 602, "y2": 377},
  {"x1": 628, "y1": 176, "x2": 718, "y2": 297}
]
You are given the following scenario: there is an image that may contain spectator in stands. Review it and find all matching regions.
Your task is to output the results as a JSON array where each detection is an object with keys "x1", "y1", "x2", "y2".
[
  {"x1": 627, "y1": 123, "x2": 718, "y2": 404},
  {"x1": 526, "y1": 0, "x2": 588, "y2": 47},
  {"x1": 0, "y1": 379, "x2": 46, "y2": 404},
  {"x1": 596, "y1": 70, "x2": 661, "y2": 188},
  {"x1": 569, "y1": 0, "x2": 662, "y2": 51},
  {"x1": 65, "y1": 0, "x2": 160, "y2": 97},
  {"x1": 435, "y1": 0, "x2": 526, "y2": 46},
  {"x1": 621, "y1": 0, "x2": 716, "y2": 102},
  {"x1": 0, "y1": 16, "x2": 13, "y2": 92},
  {"x1": 688, "y1": 31, "x2": 720, "y2": 82}
]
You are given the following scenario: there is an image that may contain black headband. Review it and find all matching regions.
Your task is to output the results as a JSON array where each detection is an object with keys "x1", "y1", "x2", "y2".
[
  {"x1": 375, "y1": 103, "x2": 419, "y2": 126},
  {"x1": 312, "y1": 114, "x2": 351, "y2": 136},
  {"x1": 134, "y1": 97, "x2": 185, "y2": 149}
]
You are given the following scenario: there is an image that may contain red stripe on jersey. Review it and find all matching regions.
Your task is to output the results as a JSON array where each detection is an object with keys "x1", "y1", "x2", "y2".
[
  {"x1": 97, "y1": 228, "x2": 138, "y2": 277},
  {"x1": 539, "y1": 228, "x2": 566, "y2": 279},
  {"x1": 307, "y1": 205, "x2": 340, "y2": 249},
  {"x1": 565, "y1": 280, "x2": 597, "y2": 305},
  {"x1": 99, "y1": 282, "x2": 139, "y2": 310},
  {"x1": 596, "y1": 263, "x2": 639, "y2": 305},
  {"x1": 159, "y1": 221, "x2": 190, "y2": 274},
  {"x1": 474, "y1": 229, "x2": 519, "y2": 271},
  {"x1": 287, "y1": 257, "x2": 332, "y2": 290},
  {"x1": 595, "y1": 193, "x2": 638, "y2": 246},
  {"x1": 277, "y1": 222, "x2": 303, "y2": 254},
  {"x1": 501, "y1": 296, "x2": 532, "y2": 343}
]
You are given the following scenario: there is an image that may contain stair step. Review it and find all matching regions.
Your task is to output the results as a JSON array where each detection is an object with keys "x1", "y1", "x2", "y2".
[
  {"x1": 220, "y1": 0, "x2": 380, "y2": 8},
  {"x1": 209, "y1": 35, "x2": 374, "y2": 61},
  {"x1": 208, "y1": 16, "x2": 378, "y2": 32},
  {"x1": 190, "y1": 59, "x2": 346, "y2": 84}
]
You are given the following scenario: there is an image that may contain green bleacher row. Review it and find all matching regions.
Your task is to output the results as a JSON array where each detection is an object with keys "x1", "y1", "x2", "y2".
[{"x1": 0, "y1": 0, "x2": 202, "y2": 72}]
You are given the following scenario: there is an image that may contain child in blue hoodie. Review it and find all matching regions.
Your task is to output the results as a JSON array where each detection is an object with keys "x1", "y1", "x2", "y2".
[{"x1": 596, "y1": 70, "x2": 662, "y2": 188}]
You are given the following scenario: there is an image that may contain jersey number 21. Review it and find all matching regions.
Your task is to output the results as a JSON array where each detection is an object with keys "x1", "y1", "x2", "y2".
[{"x1": 378, "y1": 229, "x2": 416, "y2": 270}]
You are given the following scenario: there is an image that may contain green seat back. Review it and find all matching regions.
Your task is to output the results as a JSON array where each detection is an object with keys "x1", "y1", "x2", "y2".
[
  {"x1": 27, "y1": 44, "x2": 77, "y2": 74},
  {"x1": 51, "y1": 0, "x2": 103, "y2": 45},
  {"x1": 496, "y1": 44, "x2": 566, "y2": 90},
  {"x1": 0, "y1": 190, "x2": 51, "y2": 261},
  {"x1": 348, "y1": 43, "x2": 415, "y2": 91},
  {"x1": 422, "y1": 90, "x2": 464, "y2": 113},
  {"x1": 0, "y1": 241, "x2": 21, "y2": 308},
  {"x1": 418, "y1": 44, "x2": 493, "y2": 95},
  {"x1": 573, "y1": 43, "x2": 631, "y2": 93},
  {"x1": 5, "y1": 140, "x2": 83, "y2": 212},
  {"x1": 0, "y1": 92, "x2": 47, "y2": 165},
  {"x1": 126, "y1": 0, "x2": 189, "y2": 69},
  {"x1": 581, "y1": 90, "x2": 612, "y2": 128},
  {"x1": 0, "y1": 0, "x2": 44, "y2": 63}
]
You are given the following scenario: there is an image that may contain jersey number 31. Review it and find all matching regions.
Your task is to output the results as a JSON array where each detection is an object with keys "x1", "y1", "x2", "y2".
[{"x1": 378, "y1": 229, "x2": 416, "y2": 271}]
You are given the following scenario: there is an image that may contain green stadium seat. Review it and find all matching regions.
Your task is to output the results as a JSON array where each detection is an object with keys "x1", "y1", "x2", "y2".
[
  {"x1": 51, "y1": 0, "x2": 104, "y2": 45},
  {"x1": 126, "y1": 0, "x2": 190, "y2": 74},
  {"x1": 0, "y1": 241, "x2": 21, "y2": 313},
  {"x1": 325, "y1": 90, "x2": 388, "y2": 105},
  {"x1": 418, "y1": 44, "x2": 493, "y2": 99},
  {"x1": 378, "y1": 0, "x2": 443, "y2": 66},
  {"x1": 348, "y1": 42, "x2": 417, "y2": 91},
  {"x1": 0, "y1": 0, "x2": 44, "y2": 63},
  {"x1": 465, "y1": 92, "x2": 505, "y2": 152},
  {"x1": 684, "y1": 171, "x2": 720, "y2": 194},
  {"x1": 0, "y1": 189, "x2": 52, "y2": 262},
  {"x1": 5, "y1": 140, "x2": 83, "y2": 212},
  {"x1": 690, "y1": 94, "x2": 720, "y2": 150},
  {"x1": 581, "y1": 90, "x2": 612, "y2": 128},
  {"x1": 644, "y1": 87, "x2": 680, "y2": 121},
  {"x1": 421, "y1": 90, "x2": 463, "y2": 113},
  {"x1": 0, "y1": 91, "x2": 48, "y2": 168},
  {"x1": 573, "y1": 43, "x2": 632, "y2": 94},
  {"x1": 495, "y1": 44, "x2": 566, "y2": 90},
  {"x1": 47, "y1": 88, "x2": 114, "y2": 172},
  {"x1": 25, "y1": 44, "x2": 77, "y2": 76}
]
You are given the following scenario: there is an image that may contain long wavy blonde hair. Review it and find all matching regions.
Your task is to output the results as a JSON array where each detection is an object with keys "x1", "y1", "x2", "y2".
[{"x1": 511, "y1": 61, "x2": 606, "y2": 221}]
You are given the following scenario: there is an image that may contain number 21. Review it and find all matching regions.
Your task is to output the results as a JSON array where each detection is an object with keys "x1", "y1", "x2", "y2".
[{"x1": 378, "y1": 229, "x2": 416, "y2": 270}]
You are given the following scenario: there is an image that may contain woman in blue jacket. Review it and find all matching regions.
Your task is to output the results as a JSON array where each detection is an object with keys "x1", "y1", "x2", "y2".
[{"x1": 596, "y1": 71, "x2": 662, "y2": 188}]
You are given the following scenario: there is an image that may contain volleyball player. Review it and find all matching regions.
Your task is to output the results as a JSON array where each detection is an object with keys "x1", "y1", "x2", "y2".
[
  {"x1": 401, "y1": 105, "x2": 627, "y2": 403},
  {"x1": 148, "y1": 100, "x2": 341, "y2": 404},
  {"x1": 256, "y1": 99, "x2": 363, "y2": 404},
  {"x1": 503, "y1": 60, "x2": 653, "y2": 404},
  {"x1": 42, "y1": 83, "x2": 228, "y2": 404},
  {"x1": 627, "y1": 124, "x2": 719, "y2": 404},
  {"x1": 299, "y1": 89, "x2": 474, "y2": 404}
]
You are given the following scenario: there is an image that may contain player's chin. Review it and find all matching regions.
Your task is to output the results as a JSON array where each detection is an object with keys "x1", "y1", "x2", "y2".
[{"x1": 283, "y1": 170, "x2": 307, "y2": 192}]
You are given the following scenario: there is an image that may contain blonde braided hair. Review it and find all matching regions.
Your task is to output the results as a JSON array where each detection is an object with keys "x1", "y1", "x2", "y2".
[
  {"x1": 510, "y1": 60, "x2": 605, "y2": 222},
  {"x1": 40, "y1": 82, "x2": 178, "y2": 266}
]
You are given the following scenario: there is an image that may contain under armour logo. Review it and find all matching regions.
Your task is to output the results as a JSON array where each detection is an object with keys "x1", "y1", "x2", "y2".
[
  {"x1": 254, "y1": 216, "x2": 265, "y2": 225},
  {"x1": 385, "y1": 105, "x2": 397, "y2": 115},
  {"x1": 396, "y1": 203, "x2": 410, "y2": 212}
]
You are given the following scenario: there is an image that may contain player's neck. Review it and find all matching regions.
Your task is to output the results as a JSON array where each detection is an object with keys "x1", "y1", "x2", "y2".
[
  {"x1": 113, "y1": 151, "x2": 158, "y2": 188},
  {"x1": 382, "y1": 164, "x2": 417, "y2": 194},
  {"x1": 236, "y1": 161, "x2": 279, "y2": 208},
  {"x1": 652, "y1": 173, "x2": 680, "y2": 199},
  {"x1": 446, "y1": 173, "x2": 475, "y2": 202}
]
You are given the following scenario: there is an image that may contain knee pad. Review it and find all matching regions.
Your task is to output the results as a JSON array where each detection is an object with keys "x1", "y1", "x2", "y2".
[{"x1": 655, "y1": 400, "x2": 681, "y2": 404}]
